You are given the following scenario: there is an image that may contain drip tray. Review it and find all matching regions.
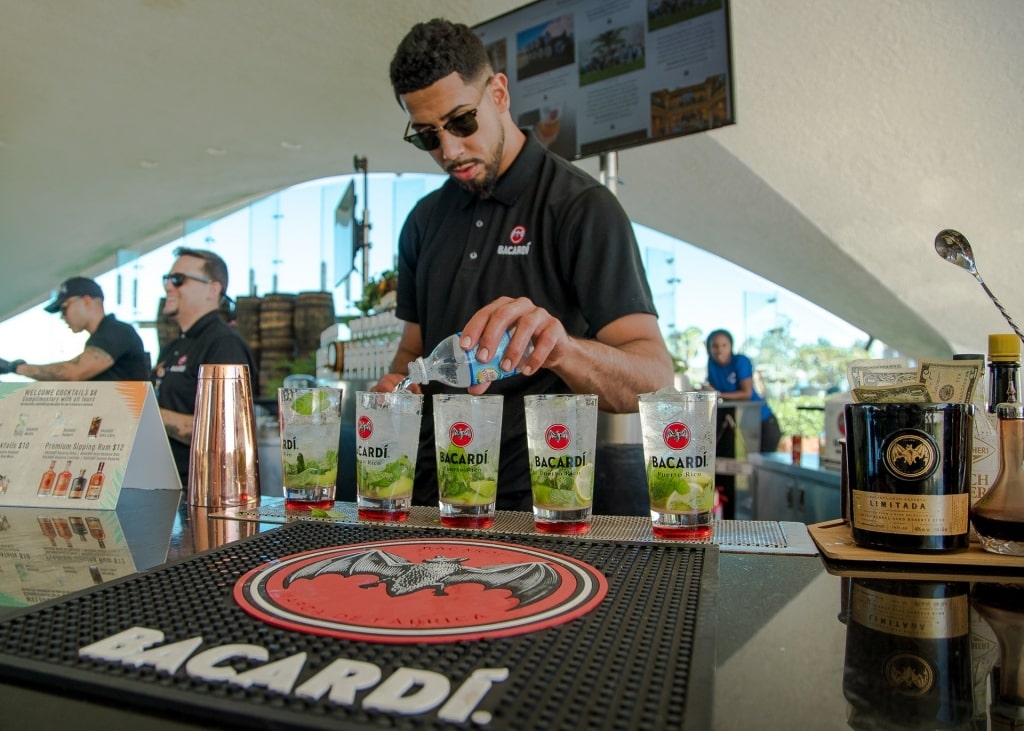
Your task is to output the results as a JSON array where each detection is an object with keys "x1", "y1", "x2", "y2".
[{"x1": 0, "y1": 521, "x2": 718, "y2": 730}]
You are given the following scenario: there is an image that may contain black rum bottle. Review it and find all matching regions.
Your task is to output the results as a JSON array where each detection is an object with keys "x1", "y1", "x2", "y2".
[
  {"x1": 68, "y1": 469, "x2": 87, "y2": 499},
  {"x1": 987, "y1": 334, "x2": 1021, "y2": 412},
  {"x1": 843, "y1": 579, "x2": 972, "y2": 729}
]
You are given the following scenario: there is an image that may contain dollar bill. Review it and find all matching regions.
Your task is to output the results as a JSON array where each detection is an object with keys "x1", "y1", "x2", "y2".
[
  {"x1": 847, "y1": 358, "x2": 910, "y2": 388},
  {"x1": 916, "y1": 359, "x2": 982, "y2": 404},
  {"x1": 851, "y1": 383, "x2": 935, "y2": 403}
]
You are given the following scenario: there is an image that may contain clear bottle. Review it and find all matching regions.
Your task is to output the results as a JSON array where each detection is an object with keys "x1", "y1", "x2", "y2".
[
  {"x1": 971, "y1": 401, "x2": 1024, "y2": 555},
  {"x1": 406, "y1": 330, "x2": 533, "y2": 387},
  {"x1": 987, "y1": 334, "x2": 1021, "y2": 413}
]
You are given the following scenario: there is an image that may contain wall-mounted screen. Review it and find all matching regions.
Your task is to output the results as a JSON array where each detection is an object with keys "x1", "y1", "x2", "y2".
[{"x1": 474, "y1": 0, "x2": 734, "y2": 160}]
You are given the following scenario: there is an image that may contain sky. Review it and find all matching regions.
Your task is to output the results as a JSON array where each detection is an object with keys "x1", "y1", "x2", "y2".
[{"x1": 0, "y1": 172, "x2": 871, "y2": 374}]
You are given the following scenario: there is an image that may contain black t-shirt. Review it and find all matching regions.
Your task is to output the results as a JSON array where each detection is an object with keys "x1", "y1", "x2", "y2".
[
  {"x1": 153, "y1": 310, "x2": 258, "y2": 481},
  {"x1": 85, "y1": 314, "x2": 150, "y2": 381},
  {"x1": 395, "y1": 132, "x2": 658, "y2": 508}
]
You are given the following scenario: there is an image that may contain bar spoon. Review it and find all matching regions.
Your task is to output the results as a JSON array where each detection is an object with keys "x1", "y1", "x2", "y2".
[{"x1": 934, "y1": 228, "x2": 1024, "y2": 343}]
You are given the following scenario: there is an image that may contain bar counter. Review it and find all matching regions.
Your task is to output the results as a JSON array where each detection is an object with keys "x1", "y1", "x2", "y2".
[{"x1": 0, "y1": 489, "x2": 1020, "y2": 730}]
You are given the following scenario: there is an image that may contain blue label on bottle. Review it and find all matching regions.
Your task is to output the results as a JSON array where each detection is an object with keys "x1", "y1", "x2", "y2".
[{"x1": 461, "y1": 331, "x2": 520, "y2": 386}]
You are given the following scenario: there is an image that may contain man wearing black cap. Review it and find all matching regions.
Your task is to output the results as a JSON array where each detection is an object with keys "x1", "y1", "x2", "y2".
[{"x1": 0, "y1": 277, "x2": 150, "y2": 381}]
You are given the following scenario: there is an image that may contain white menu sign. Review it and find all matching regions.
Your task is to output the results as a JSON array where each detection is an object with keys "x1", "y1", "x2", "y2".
[{"x1": 0, "y1": 381, "x2": 179, "y2": 509}]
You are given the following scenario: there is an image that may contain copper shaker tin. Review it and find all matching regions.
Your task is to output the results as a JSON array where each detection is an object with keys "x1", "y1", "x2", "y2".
[{"x1": 188, "y1": 364, "x2": 261, "y2": 507}]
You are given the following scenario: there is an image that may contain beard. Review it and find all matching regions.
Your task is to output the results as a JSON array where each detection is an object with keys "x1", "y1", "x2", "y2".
[{"x1": 448, "y1": 127, "x2": 504, "y2": 199}]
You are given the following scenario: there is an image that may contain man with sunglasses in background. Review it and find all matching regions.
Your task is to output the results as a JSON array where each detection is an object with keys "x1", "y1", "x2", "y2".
[
  {"x1": 153, "y1": 247, "x2": 257, "y2": 485},
  {"x1": 0, "y1": 276, "x2": 149, "y2": 381},
  {"x1": 372, "y1": 19, "x2": 673, "y2": 512}
]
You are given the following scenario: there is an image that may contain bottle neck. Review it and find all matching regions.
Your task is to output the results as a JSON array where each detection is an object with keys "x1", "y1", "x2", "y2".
[{"x1": 407, "y1": 358, "x2": 428, "y2": 385}]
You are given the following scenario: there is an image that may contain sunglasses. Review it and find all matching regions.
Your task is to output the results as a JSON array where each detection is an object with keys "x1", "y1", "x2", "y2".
[
  {"x1": 402, "y1": 77, "x2": 493, "y2": 152},
  {"x1": 163, "y1": 272, "x2": 212, "y2": 287}
]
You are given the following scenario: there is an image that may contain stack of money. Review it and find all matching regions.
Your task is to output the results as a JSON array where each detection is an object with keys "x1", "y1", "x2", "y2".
[{"x1": 848, "y1": 358, "x2": 982, "y2": 404}]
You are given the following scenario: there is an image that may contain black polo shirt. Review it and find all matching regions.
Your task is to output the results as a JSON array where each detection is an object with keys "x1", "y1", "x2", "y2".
[
  {"x1": 86, "y1": 314, "x2": 150, "y2": 380},
  {"x1": 396, "y1": 132, "x2": 657, "y2": 508},
  {"x1": 153, "y1": 310, "x2": 258, "y2": 481}
]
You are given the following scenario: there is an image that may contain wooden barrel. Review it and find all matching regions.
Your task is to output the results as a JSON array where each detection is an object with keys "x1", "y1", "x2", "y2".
[
  {"x1": 155, "y1": 298, "x2": 180, "y2": 353},
  {"x1": 234, "y1": 296, "x2": 262, "y2": 350},
  {"x1": 293, "y1": 291, "x2": 335, "y2": 358},
  {"x1": 258, "y1": 293, "x2": 296, "y2": 353}
]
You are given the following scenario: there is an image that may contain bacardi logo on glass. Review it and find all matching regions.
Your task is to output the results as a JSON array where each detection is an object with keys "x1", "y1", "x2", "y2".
[
  {"x1": 449, "y1": 422, "x2": 474, "y2": 448},
  {"x1": 663, "y1": 422, "x2": 691, "y2": 450},
  {"x1": 544, "y1": 424, "x2": 571, "y2": 451},
  {"x1": 357, "y1": 415, "x2": 373, "y2": 440}
]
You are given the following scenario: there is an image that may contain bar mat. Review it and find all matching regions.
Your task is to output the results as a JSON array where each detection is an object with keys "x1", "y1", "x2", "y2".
[
  {"x1": 213, "y1": 503, "x2": 818, "y2": 555},
  {"x1": 809, "y1": 519, "x2": 1024, "y2": 578},
  {"x1": 0, "y1": 521, "x2": 717, "y2": 730}
]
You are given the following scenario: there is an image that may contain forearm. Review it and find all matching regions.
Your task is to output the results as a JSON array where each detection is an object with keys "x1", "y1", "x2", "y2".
[
  {"x1": 18, "y1": 361, "x2": 78, "y2": 380},
  {"x1": 160, "y1": 407, "x2": 194, "y2": 445},
  {"x1": 551, "y1": 336, "x2": 673, "y2": 413}
]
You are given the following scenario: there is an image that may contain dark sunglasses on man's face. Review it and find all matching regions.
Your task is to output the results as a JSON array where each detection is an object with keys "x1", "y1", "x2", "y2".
[
  {"x1": 403, "y1": 108, "x2": 481, "y2": 152},
  {"x1": 163, "y1": 272, "x2": 212, "y2": 288}
]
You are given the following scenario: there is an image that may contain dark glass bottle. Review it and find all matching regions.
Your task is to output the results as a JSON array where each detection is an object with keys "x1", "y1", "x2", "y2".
[
  {"x1": 971, "y1": 401, "x2": 1024, "y2": 555},
  {"x1": 987, "y1": 334, "x2": 1021, "y2": 413},
  {"x1": 844, "y1": 579, "x2": 973, "y2": 729}
]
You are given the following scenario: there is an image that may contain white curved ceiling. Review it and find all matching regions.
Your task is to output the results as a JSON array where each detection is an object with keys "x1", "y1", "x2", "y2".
[{"x1": 2, "y1": 0, "x2": 1022, "y2": 357}]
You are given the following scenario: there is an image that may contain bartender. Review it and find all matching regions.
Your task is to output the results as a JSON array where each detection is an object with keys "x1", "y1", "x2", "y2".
[
  {"x1": 0, "y1": 277, "x2": 149, "y2": 381},
  {"x1": 152, "y1": 248, "x2": 257, "y2": 484},
  {"x1": 371, "y1": 19, "x2": 674, "y2": 511}
]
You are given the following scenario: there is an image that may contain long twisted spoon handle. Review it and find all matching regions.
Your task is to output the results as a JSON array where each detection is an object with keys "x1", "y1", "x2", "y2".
[{"x1": 974, "y1": 271, "x2": 1024, "y2": 343}]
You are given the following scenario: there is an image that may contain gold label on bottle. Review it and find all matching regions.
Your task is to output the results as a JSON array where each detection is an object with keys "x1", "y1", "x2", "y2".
[
  {"x1": 851, "y1": 490, "x2": 970, "y2": 536},
  {"x1": 850, "y1": 585, "x2": 969, "y2": 639}
]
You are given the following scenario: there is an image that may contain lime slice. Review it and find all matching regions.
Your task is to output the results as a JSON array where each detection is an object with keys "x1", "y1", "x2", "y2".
[
  {"x1": 291, "y1": 391, "x2": 331, "y2": 416},
  {"x1": 666, "y1": 490, "x2": 692, "y2": 511},
  {"x1": 574, "y1": 464, "x2": 595, "y2": 502},
  {"x1": 468, "y1": 479, "x2": 497, "y2": 502},
  {"x1": 380, "y1": 475, "x2": 413, "y2": 498}
]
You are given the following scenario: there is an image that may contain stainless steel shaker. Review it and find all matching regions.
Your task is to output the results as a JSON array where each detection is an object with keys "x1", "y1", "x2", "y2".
[{"x1": 188, "y1": 364, "x2": 261, "y2": 508}]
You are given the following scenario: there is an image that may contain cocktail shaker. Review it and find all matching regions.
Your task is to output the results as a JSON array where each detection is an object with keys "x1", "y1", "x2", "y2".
[{"x1": 188, "y1": 364, "x2": 261, "y2": 508}]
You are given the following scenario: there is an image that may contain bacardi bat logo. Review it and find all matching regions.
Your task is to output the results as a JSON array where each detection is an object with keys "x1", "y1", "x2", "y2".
[
  {"x1": 881, "y1": 430, "x2": 938, "y2": 481},
  {"x1": 663, "y1": 422, "x2": 690, "y2": 450},
  {"x1": 544, "y1": 424, "x2": 571, "y2": 451},
  {"x1": 449, "y1": 422, "x2": 474, "y2": 448},
  {"x1": 357, "y1": 415, "x2": 373, "y2": 440},
  {"x1": 285, "y1": 550, "x2": 559, "y2": 608},
  {"x1": 510, "y1": 225, "x2": 526, "y2": 244},
  {"x1": 235, "y1": 538, "x2": 609, "y2": 644}
]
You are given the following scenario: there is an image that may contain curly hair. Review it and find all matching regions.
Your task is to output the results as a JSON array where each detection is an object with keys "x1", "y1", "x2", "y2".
[{"x1": 389, "y1": 18, "x2": 491, "y2": 105}]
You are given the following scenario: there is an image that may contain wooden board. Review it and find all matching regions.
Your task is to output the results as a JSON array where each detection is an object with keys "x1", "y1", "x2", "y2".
[{"x1": 808, "y1": 519, "x2": 1024, "y2": 579}]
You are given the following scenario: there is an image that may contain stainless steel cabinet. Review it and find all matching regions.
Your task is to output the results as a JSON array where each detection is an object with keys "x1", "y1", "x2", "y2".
[{"x1": 748, "y1": 454, "x2": 842, "y2": 524}]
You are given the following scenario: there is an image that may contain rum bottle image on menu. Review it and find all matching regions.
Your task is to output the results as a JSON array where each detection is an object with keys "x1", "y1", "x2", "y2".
[
  {"x1": 68, "y1": 469, "x2": 87, "y2": 499},
  {"x1": 37, "y1": 459, "x2": 57, "y2": 496},
  {"x1": 53, "y1": 518, "x2": 73, "y2": 547},
  {"x1": 85, "y1": 516, "x2": 106, "y2": 548},
  {"x1": 85, "y1": 461, "x2": 105, "y2": 500},
  {"x1": 69, "y1": 516, "x2": 88, "y2": 542},
  {"x1": 37, "y1": 517, "x2": 57, "y2": 547},
  {"x1": 52, "y1": 460, "x2": 73, "y2": 497}
]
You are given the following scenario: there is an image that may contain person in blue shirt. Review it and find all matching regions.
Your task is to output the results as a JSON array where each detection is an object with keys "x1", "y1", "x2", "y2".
[{"x1": 703, "y1": 329, "x2": 782, "y2": 453}]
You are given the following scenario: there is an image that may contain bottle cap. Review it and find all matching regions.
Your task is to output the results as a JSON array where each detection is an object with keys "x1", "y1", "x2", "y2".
[
  {"x1": 988, "y1": 334, "x2": 1021, "y2": 361},
  {"x1": 996, "y1": 402, "x2": 1024, "y2": 419}
]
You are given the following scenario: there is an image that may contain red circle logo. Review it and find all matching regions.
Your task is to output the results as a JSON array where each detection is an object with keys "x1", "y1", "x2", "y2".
[
  {"x1": 449, "y1": 421, "x2": 474, "y2": 448},
  {"x1": 663, "y1": 422, "x2": 691, "y2": 450},
  {"x1": 233, "y1": 538, "x2": 609, "y2": 643},
  {"x1": 357, "y1": 415, "x2": 373, "y2": 440},
  {"x1": 544, "y1": 424, "x2": 571, "y2": 451},
  {"x1": 510, "y1": 226, "x2": 526, "y2": 244}
]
